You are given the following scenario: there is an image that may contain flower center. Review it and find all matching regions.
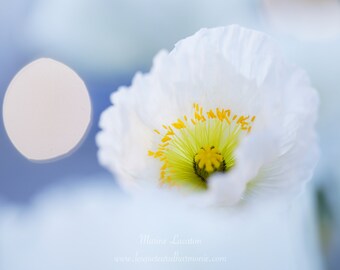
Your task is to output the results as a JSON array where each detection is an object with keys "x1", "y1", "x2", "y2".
[
  {"x1": 148, "y1": 103, "x2": 255, "y2": 190},
  {"x1": 193, "y1": 146, "x2": 226, "y2": 182}
]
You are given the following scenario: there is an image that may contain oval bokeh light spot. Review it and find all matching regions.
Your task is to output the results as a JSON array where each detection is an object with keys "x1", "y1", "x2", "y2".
[{"x1": 3, "y1": 58, "x2": 92, "y2": 161}]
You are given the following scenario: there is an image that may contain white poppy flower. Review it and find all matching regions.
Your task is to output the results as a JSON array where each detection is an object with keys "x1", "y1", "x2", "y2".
[{"x1": 97, "y1": 25, "x2": 319, "y2": 206}]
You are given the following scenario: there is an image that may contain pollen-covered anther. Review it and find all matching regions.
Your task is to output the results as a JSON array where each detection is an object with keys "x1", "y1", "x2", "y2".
[
  {"x1": 172, "y1": 119, "x2": 186, "y2": 129},
  {"x1": 161, "y1": 136, "x2": 171, "y2": 143},
  {"x1": 207, "y1": 110, "x2": 216, "y2": 119}
]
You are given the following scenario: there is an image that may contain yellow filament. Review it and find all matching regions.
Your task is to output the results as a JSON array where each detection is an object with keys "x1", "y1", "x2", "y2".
[{"x1": 149, "y1": 103, "x2": 256, "y2": 189}]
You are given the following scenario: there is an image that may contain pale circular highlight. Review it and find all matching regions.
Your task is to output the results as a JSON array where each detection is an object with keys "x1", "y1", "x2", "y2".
[{"x1": 3, "y1": 58, "x2": 92, "y2": 161}]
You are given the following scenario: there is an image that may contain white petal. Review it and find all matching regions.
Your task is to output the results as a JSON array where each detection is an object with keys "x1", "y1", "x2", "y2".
[{"x1": 97, "y1": 25, "x2": 319, "y2": 206}]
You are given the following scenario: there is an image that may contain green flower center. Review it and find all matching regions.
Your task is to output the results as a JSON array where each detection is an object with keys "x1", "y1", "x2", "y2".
[{"x1": 148, "y1": 103, "x2": 255, "y2": 190}]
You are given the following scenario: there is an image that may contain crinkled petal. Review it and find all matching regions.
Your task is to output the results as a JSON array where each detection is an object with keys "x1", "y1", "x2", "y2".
[{"x1": 97, "y1": 25, "x2": 319, "y2": 206}]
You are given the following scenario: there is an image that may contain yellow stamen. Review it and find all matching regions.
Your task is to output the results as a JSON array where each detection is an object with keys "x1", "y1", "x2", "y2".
[
  {"x1": 207, "y1": 110, "x2": 216, "y2": 119},
  {"x1": 172, "y1": 119, "x2": 186, "y2": 129},
  {"x1": 161, "y1": 136, "x2": 171, "y2": 143},
  {"x1": 149, "y1": 103, "x2": 256, "y2": 189}
]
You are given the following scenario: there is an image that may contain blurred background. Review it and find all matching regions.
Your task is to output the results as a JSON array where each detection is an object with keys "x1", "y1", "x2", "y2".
[{"x1": 0, "y1": 0, "x2": 339, "y2": 269}]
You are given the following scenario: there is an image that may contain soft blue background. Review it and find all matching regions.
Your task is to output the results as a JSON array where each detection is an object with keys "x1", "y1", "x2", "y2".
[{"x1": 0, "y1": 1, "x2": 339, "y2": 268}]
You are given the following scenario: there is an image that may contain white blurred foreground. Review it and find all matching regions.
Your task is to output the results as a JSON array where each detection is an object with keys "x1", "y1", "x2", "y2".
[{"x1": 0, "y1": 176, "x2": 322, "y2": 270}]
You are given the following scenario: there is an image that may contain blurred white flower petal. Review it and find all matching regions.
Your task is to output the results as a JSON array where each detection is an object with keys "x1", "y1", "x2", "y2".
[
  {"x1": 97, "y1": 25, "x2": 319, "y2": 206},
  {"x1": 262, "y1": 8, "x2": 340, "y2": 258},
  {"x1": 0, "y1": 179, "x2": 322, "y2": 270}
]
